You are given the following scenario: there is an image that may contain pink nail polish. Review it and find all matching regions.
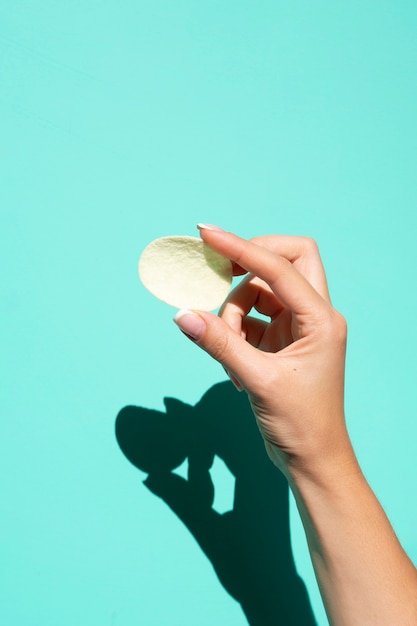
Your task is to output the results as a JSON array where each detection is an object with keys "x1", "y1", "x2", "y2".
[
  {"x1": 173, "y1": 309, "x2": 206, "y2": 341},
  {"x1": 197, "y1": 224, "x2": 224, "y2": 232},
  {"x1": 225, "y1": 369, "x2": 244, "y2": 392}
]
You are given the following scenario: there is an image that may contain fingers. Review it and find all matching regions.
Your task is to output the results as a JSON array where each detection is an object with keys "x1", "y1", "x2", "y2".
[
  {"x1": 173, "y1": 309, "x2": 264, "y2": 390},
  {"x1": 199, "y1": 227, "x2": 329, "y2": 317},
  {"x1": 219, "y1": 274, "x2": 281, "y2": 337},
  {"x1": 220, "y1": 276, "x2": 294, "y2": 352},
  {"x1": 240, "y1": 317, "x2": 269, "y2": 349},
  {"x1": 231, "y1": 261, "x2": 248, "y2": 276},
  {"x1": 174, "y1": 228, "x2": 332, "y2": 388},
  {"x1": 221, "y1": 273, "x2": 283, "y2": 318},
  {"x1": 250, "y1": 235, "x2": 330, "y2": 302}
]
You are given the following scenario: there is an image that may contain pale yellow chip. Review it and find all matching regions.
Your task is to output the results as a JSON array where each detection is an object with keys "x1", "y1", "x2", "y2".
[{"x1": 138, "y1": 236, "x2": 233, "y2": 310}]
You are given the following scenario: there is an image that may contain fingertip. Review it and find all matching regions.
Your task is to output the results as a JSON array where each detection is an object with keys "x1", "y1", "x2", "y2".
[
  {"x1": 197, "y1": 223, "x2": 225, "y2": 232},
  {"x1": 173, "y1": 309, "x2": 207, "y2": 341}
]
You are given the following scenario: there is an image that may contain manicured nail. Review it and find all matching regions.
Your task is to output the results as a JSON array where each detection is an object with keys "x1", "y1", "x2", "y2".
[
  {"x1": 227, "y1": 370, "x2": 244, "y2": 392},
  {"x1": 173, "y1": 309, "x2": 206, "y2": 340},
  {"x1": 197, "y1": 224, "x2": 224, "y2": 232},
  {"x1": 222, "y1": 366, "x2": 244, "y2": 392}
]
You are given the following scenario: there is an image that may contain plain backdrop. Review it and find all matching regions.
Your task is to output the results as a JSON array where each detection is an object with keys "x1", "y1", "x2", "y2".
[{"x1": 1, "y1": 2, "x2": 416, "y2": 625}]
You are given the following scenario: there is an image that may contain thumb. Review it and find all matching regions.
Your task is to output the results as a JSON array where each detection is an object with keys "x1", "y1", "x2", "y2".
[{"x1": 173, "y1": 309, "x2": 258, "y2": 388}]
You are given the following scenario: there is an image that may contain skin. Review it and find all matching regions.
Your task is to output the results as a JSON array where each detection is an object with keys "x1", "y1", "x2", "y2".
[{"x1": 173, "y1": 225, "x2": 417, "y2": 626}]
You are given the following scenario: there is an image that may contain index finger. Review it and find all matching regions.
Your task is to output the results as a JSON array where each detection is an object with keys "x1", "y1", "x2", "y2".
[
  {"x1": 250, "y1": 235, "x2": 331, "y2": 302},
  {"x1": 198, "y1": 226, "x2": 328, "y2": 317}
]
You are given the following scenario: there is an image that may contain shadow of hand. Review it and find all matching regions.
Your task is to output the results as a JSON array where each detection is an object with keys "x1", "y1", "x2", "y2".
[{"x1": 115, "y1": 381, "x2": 317, "y2": 626}]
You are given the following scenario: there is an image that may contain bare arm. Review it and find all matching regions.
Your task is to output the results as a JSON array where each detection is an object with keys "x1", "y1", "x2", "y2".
[
  {"x1": 173, "y1": 225, "x2": 417, "y2": 625},
  {"x1": 288, "y1": 453, "x2": 417, "y2": 625}
]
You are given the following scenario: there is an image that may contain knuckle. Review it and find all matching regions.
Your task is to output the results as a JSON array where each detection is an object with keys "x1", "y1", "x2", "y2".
[
  {"x1": 332, "y1": 310, "x2": 348, "y2": 341},
  {"x1": 301, "y1": 236, "x2": 319, "y2": 254},
  {"x1": 320, "y1": 308, "x2": 347, "y2": 343}
]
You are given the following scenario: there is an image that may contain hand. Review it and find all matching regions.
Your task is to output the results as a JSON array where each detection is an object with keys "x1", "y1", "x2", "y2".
[{"x1": 174, "y1": 226, "x2": 355, "y2": 477}]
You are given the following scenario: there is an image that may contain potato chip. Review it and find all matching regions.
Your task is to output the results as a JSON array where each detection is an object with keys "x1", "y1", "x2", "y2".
[{"x1": 138, "y1": 235, "x2": 232, "y2": 310}]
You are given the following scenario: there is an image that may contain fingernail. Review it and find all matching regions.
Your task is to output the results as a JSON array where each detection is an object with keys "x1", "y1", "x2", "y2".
[
  {"x1": 173, "y1": 309, "x2": 206, "y2": 340},
  {"x1": 224, "y1": 368, "x2": 244, "y2": 392},
  {"x1": 197, "y1": 224, "x2": 224, "y2": 232},
  {"x1": 228, "y1": 373, "x2": 244, "y2": 392}
]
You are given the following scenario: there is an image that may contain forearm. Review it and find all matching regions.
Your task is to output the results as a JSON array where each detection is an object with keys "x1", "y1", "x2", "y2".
[{"x1": 286, "y1": 446, "x2": 417, "y2": 626}]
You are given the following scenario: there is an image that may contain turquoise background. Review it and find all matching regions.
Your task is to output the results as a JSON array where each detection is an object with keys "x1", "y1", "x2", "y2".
[{"x1": 1, "y1": 2, "x2": 416, "y2": 624}]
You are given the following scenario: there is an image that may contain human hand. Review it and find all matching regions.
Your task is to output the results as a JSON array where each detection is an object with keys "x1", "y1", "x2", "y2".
[{"x1": 174, "y1": 226, "x2": 356, "y2": 478}]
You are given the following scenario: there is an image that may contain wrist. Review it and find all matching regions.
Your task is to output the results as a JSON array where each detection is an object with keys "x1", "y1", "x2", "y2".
[
  {"x1": 266, "y1": 427, "x2": 361, "y2": 490},
  {"x1": 286, "y1": 446, "x2": 363, "y2": 496}
]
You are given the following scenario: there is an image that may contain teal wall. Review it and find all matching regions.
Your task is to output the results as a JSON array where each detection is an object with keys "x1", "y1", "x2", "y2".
[{"x1": 1, "y1": 2, "x2": 416, "y2": 624}]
